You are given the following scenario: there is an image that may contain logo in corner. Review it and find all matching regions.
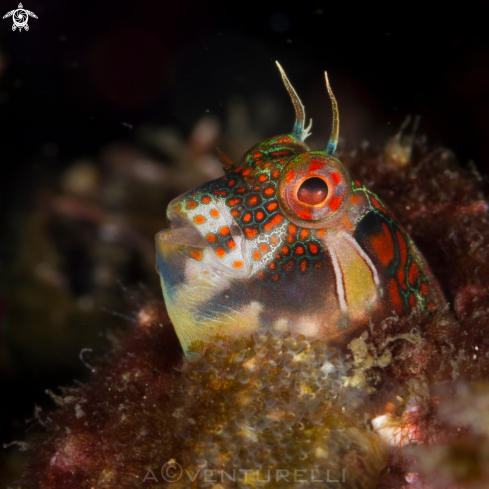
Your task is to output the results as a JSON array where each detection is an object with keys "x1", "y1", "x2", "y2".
[{"x1": 3, "y1": 3, "x2": 38, "y2": 32}]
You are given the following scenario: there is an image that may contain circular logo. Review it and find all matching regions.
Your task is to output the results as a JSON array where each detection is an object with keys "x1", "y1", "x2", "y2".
[
  {"x1": 161, "y1": 460, "x2": 182, "y2": 482},
  {"x1": 13, "y1": 9, "x2": 28, "y2": 29}
]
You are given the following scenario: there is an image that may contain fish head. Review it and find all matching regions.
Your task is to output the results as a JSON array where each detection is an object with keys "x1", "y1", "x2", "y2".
[{"x1": 156, "y1": 65, "x2": 445, "y2": 354}]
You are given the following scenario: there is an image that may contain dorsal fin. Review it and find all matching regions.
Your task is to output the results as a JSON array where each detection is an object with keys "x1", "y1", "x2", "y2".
[
  {"x1": 216, "y1": 148, "x2": 234, "y2": 171},
  {"x1": 275, "y1": 61, "x2": 311, "y2": 142},
  {"x1": 324, "y1": 72, "x2": 339, "y2": 156}
]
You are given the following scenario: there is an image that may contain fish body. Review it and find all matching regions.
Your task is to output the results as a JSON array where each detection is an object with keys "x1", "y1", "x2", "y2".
[{"x1": 156, "y1": 66, "x2": 445, "y2": 353}]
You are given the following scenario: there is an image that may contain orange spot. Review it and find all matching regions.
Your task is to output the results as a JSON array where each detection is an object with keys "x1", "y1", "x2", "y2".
[
  {"x1": 408, "y1": 261, "x2": 420, "y2": 286},
  {"x1": 236, "y1": 187, "x2": 246, "y2": 194},
  {"x1": 288, "y1": 225, "x2": 297, "y2": 234},
  {"x1": 421, "y1": 283, "x2": 429, "y2": 296},
  {"x1": 260, "y1": 244, "x2": 268, "y2": 251},
  {"x1": 256, "y1": 211, "x2": 264, "y2": 220},
  {"x1": 253, "y1": 251, "x2": 261, "y2": 260},
  {"x1": 228, "y1": 239, "x2": 236, "y2": 249},
  {"x1": 287, "y1": 236, "x2": 294, "y2": 243},
  {"x1": 227, "y1": 179, "x2": 236, "y2": 187},
  {"x1": 186, "y1": 200, "x2": 197, "y2": 209},
  {"x1": 272, "y1": 169, "x2": 280, "y2": 179},
  {"x1": 329, "y1": 196, "x2": 342, "y2": 211},
  {"x1": 253, "y1": 152, "x2": 263, "y2": 158},
  {"x1": 243, "y1": 213, "x2": 252, "y2": 223},
  {"x1": 267, "y1": 202, "x2": 278, "y2": 212},
  {"x1": 308, "y1": 158, "x2": 323, "y2": 172},
  {"x1": 300, "y1": 229, "x2": 309, "y2": 239},
  {"x1": 231, "y1": 210, "x2": 239, "y2": 217},
  {"x1": 300, "y1": 260, "x2": 307, "y2": 272},
  {"x1": 233, "y1": 261, "x2": 244, "y2": 268},
  {"x1": 388, "y1": 278, "x2": 403, "y2": 314},
  {"x1": 295, "y1": 246, "x2": 304, "y2": 255},
  {"x1": 297, "y1": 208, "x2": 311, "y2": 220},
  {"x1": 330, "y1": 171, "x2": 341, "y2": 185},
  {"x1": 206, "y1": 234, "x2": 216, "y2": 243},
  {"x1": 409, "y1": 293, "x2": 416, "y2": 308},
  {"x1": 276, "y1": 255, "x2": 281, "y2": 260},
  {"x1": 264, "y1": 214, "x2": 283, "y2": 231},
  {"x1": 271, "y1": 237, "x2": 278, "y2": 243},
  {"x1": 245, "y1": 227, "x2": 258, "y2": 239},
  {"x1": 269, "y1": 262, "x2": 276, "y2": 270},
  {"x1": 190, "y1": 250, "x2": 203, "y2": 261},
  {"x1": 317, "y1": 229, "x2": 325, "y2": 236},
  {"x1": 201, "y1": 196, "x2": 211, "y2": 204},
  {"x1": 286, "y1": 170, "x2": 296, "y2": 183},
  {"x1": 258, "y1": 272, "x2": 265, "y2": 278},
  {"x1": 212, "y1": 190, "x2": 227, "y2": 196},
  {"x1": 396, "y1": 230, "x2": 408, "y2": 268},
  {"x1": 370, "y1": 223, "x2": 395, "y2": 267},
  {"x1": 220, "y1": 226, "x2": 230, "y2": 236},
  {"x1": 259, "y1": 175, "x2": 267, "y2": 182},
  {"x1": 350, "y1": 194, "x2": 363, "y2": 206},
  {"x1": 371, "y1": 197, "x2": 385, "y2": 213},
  {"x1": 247, "y1": 196, "x2": 258, "y2": 205},
  {"x1": 210, "y1": 209, "x2": 219, "y2": 218},
  {"x1": 264, "y1": 187, "x2": 275, "y2": 196},
  {"x1": 216, "y1": 247, "x2": 226, "y2": 258},
  {"x1": 273, "y1": 274, "x2": 279, "y2": 281},
  {"x1": 309, "y1": 243, "x2": 318, "y2": 253},
  {"x1": 282, "y1": 246, "x2": 289, "y2": 254},
  {"x1": 228, "y1": 198, "x2": 240, "y2": 206},
  {"x1": 277, "y1": 137, "x2": 292, "y2": 144},
  {"x1": 194, "y1": 215, "x2": 206, "y2": 224},
  {"x1": 271, "y1": 150, "x2": 292, "y2": 157},
  {"x1": 398, "y1": 267, "x2": 407, "y2": 290}
]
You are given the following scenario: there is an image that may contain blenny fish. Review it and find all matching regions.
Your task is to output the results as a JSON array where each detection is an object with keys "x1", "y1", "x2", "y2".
[{"x1": 156, "y1": 63, "x2": 445, "y2": 353}]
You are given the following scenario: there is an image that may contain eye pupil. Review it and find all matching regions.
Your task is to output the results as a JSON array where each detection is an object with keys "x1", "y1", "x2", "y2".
[{"x1": 297, "y1": 177, "x2": 328, "y2": 205}]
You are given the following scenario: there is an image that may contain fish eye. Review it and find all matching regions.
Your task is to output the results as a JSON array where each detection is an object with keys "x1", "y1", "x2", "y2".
[
  {"x1": 297, "y1": 177, "x2": 328, "y2": 205},
  {"x1": 277, "y1": 152, "x2": 352, "y2": 228}
]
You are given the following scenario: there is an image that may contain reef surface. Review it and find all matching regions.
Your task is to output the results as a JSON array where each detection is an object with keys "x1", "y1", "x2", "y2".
[{"x1": 12, "y1": 137, "x2": 489, "y2": 489}]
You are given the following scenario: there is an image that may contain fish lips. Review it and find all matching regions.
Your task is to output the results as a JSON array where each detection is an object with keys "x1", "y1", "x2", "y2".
[{"x1": 156, "y1": 213, "x2": 252, "y2": 279}]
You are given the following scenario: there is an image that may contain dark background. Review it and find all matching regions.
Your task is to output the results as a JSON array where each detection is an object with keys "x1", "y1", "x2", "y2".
[{"x1": 1, "y1": 0, "x2": 488, "y2": 481}]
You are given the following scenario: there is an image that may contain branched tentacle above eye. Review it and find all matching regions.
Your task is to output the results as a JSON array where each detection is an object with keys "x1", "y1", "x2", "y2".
[
  {"x1": 276, "y1": 62, "x2": 311, "y2": 142},
  {"x1": 324, "y1": 72, "x2": 339, "y2": 156}
]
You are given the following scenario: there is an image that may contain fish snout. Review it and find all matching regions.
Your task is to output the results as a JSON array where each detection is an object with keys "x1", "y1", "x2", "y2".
[{"x1": 157, "y1": 200, "x2": 252, "y2": 278}]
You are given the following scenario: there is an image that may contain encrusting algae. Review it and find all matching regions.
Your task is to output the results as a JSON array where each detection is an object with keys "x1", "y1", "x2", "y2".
[{"x1": 18, "y1": 308, "x2": 388, "y2": 489}]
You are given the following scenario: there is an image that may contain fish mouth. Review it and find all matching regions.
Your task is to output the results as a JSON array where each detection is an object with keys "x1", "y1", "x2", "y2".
[
  {"x1": 156, "y1": 212, "x2": 251, "y2": 278},
  {"x1": 157, "y1": 216, "x2": 211, "y2": 248}
]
